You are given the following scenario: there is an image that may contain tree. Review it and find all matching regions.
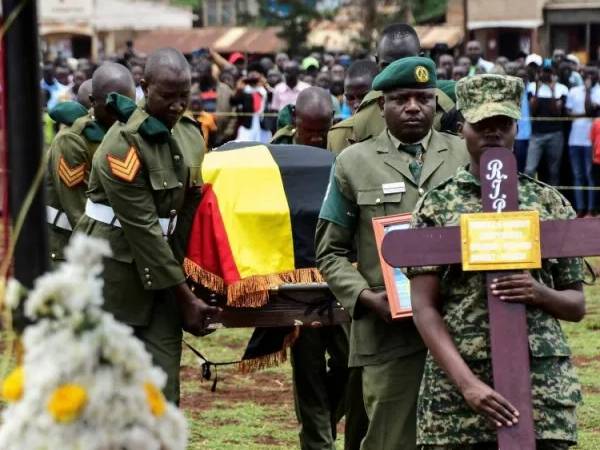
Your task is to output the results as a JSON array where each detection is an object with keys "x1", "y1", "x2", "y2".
[{"x1": 254, "y1": 0, "x2": 321, "y2": 55}]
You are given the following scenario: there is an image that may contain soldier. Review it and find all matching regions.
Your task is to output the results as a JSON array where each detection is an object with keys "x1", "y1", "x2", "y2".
[
  {"x1": 327, "y1": 24, "x2": 456, "y2": 155},
  {"x1": 316, "y1": 57, "x2": 468, "y2": 450},
  {"x1": 327, "y1": 60, "x2": 379, "y2": 153},
  {"x1": 271, "y1": 87, "x2": 353, "y2": 450},
  {"x1": 271, "y1": 86, "x2": 333, "y2": 147},
  {"x1": 74, "y1": 48, "x2": 218, "y2": 403},
  {"x1": 76, "y1": 78, "x2": 93, "y2": 109},
  {"x1": 46, "y1": 63, "x2": 135, "y2": 265},
  {"x1": 407, "y1": 74, "x2": 585, "y2": 450}
]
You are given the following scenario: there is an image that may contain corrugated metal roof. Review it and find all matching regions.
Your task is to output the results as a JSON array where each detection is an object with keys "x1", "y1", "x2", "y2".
[{"x1": 134, "y1": 27, "x2": 285, "y2": 55}]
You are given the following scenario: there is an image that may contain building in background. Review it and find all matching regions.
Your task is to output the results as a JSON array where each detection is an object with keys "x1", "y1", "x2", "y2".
[
  {"x1": 39, "y1": 0, "x2": 193, "y2": 61},
  {"x1": 464, "y1": 0, "x2": 600, "y2": 63}
]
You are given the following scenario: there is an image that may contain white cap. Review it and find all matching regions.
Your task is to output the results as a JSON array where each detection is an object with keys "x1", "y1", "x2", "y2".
[
  {"x1": 525, "y1": 53, "x2": 542, "y2": 67},
  {"x1": 566, "y1": 54, "x2": 580, "y2": 66}
]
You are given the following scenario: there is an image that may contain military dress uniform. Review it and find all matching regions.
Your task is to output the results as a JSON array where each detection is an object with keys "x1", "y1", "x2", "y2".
[
  {"x1": 407, "y1": 168, "x2": 583, "y2": 450},
  {"x1": 74, "y1": 94, "x2": 205, "y2": 403},
  {"x1": 316, "y1": 57, "x2": 469, "y2": 450},
  {"x1": 327, "y1": 84, "x2": 456, "y2": 155},
  {"x1": 45, "y1": 101, "x2": 105, "y2": 264},
  {"x1": 405, "y1": 74, "x2": 583, "y2": 450}
]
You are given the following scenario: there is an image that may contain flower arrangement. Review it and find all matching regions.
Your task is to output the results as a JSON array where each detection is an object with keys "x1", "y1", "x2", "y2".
[{"x1": 0, "y1": 234, "x2": 188, "y2": 450}]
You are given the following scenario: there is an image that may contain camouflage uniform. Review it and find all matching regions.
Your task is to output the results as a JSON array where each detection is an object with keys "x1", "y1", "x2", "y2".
[{"x1": 407, "y1": 167, "x2": 583, "y2": 448}]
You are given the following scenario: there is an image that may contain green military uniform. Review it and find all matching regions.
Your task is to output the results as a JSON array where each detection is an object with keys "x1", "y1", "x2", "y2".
[
  {"x1": 316, "y1": 57, "x2": 469, "y2": 450},
  {"x1": 405, "y1": 74, "x2": 583, "y2": 450},
  {"x1": 74, "y1": 93, "x2": 205, "y2": 403},
  {"x1": 327, "y1": 84, "x2": 456, "y2": 155},
  {"x1": 271, "y1": 124, "x2": 296, "y2": 144},
  {"x1": 408, "y1": 168, "x2": 583, "y2": 449},
  {"x1": 269, "y1": 125, "x2": 366, "y2": 450},
  {"x1": 45, "y1": 101, "x2": 106, "y2": 265}
]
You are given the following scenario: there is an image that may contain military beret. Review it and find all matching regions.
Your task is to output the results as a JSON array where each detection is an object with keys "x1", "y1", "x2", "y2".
[
  {"x1": 456, "y1": 74, "x2": 523, "y2": 123},
  {"x1": 436, "y1": 79, "x2": 457, "y2": 102},
  {"x1": 372, "y1": 56, "x2": 437, "y2": 92}
]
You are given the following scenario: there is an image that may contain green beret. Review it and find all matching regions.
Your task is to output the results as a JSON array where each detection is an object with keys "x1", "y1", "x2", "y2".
[
  {"x1": 372, "y1": 56, "x2": 437, "y2": 92},
  {"x1": 456, "y1": 74, "x2": 523, "y2": 123},
  {"x1": 436, "y1": 79, "x2": 456, "y2": 102}
]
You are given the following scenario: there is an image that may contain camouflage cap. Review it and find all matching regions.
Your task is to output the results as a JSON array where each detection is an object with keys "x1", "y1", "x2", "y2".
[
  {"x1": 372, "y1": 56, "x2": 437, "y2": 92},
  {"x1": 456, "y1": 74, "x2": 523, "y2": 123}
]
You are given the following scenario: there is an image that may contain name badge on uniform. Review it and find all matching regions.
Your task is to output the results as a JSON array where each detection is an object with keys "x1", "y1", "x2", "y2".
[{"x1": 382, "y1": 182, "x2": 406, "y2": 194}]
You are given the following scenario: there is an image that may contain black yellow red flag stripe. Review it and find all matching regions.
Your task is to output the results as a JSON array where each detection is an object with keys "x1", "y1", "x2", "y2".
[{"x1": 184, "y1": 144, "x2": 334, "y2": 307}]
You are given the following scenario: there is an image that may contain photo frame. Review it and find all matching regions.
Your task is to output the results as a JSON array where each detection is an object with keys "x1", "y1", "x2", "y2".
[{"x1": 372, "y1": 213, "x2": 413, "y2": 319}]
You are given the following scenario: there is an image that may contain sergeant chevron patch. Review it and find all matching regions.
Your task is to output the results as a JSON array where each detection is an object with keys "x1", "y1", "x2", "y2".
[
  {"x1": 107, "y1": 147, "x2": 141, "y2": 182},
  {"x1": 58, "y1": 156, "x2": 86, "y2": 188}
]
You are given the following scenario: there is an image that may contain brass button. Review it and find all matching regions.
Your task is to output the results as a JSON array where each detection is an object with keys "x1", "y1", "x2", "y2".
[
  {"x1": 375, "y1": 198, "x2": 381, "y2": 204},
  {"x1": 192, "y1": 180, "x2": 197, "y2": 185},
  {"x1": 418, "y1": 188, "x2": 425, "y2": 196},
  {"x1": 178, "y1": 181, "x2": 183, "y2": 188},
  {"x1": 145, "y1": 274, "x2": 151, "y2": 279},
  {"x1": 163, "y1": 181, "x2": 168, "y2": 187},
  {"x1": 144, "y1": 268, "x2": 150, "y2": 273},
  {"x1": 147, "y1": 281, "x2": 152, "y2": 287},
  {"x1": 173, "y1": 155, "x2": 180, "y2": 161},
  {"x1": 51, "y1": 253, "x2": 56, "y2": 259}
]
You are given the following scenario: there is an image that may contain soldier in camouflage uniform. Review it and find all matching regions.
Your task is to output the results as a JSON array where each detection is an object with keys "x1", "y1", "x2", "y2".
[
  {"x1": 45, "y1": 63, "x2": 135, "y2": 265},
  {"x1": 407, "y1": 74, "x2": 585, "y2": 450},
  {"x1": 327, "y1": 24, "x2": 455, "y2": 155},
  {"x1": 74, "y1": 48, "x2": 218, "y2": 403}
]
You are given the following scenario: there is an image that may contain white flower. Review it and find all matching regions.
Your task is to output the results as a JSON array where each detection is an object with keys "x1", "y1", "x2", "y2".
[
  {"x1": 0, "y1": 235, "x2": 188, "y2": 450},
  {"x1": 5, "y1": 278, "x2": 26, "y2": 310}
]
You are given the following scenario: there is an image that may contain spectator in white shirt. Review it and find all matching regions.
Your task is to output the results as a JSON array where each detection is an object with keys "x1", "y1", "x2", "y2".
[
  {"x1": 566, "y1": 66, "x2": 600, "y2": 216},
  {"x1": 270, "y1": 60, "x2": 310, "y2": 112},
  {"x1": 525, "y1": 60, "x2": 569, "y2": 186}
]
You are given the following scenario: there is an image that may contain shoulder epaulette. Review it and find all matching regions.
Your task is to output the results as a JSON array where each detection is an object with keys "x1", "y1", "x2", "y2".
[{"x1": 330, "y1": 116, "x2": 354, "y2": 130}]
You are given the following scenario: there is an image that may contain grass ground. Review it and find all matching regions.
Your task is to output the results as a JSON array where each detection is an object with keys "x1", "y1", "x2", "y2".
[{"x1": 181, "y1": 283, "x2": 600, "y2": 450}]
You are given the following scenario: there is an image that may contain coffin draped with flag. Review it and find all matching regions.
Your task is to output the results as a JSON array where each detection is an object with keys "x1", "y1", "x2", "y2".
[
  {"x1": 184, "y1": 143, "x2": 334, "y2": 305},
  {"x1": 184, "y1": 143, "x2": 337, "y2": 369}
]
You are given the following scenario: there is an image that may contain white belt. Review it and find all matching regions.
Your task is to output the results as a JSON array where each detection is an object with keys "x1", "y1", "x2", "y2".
[
  {"x1": 46, "y1": 206, "x2": 72, "y2": 231},
  {"x1": 85, "y1": 200, "x2": 177, "y2": 237}
]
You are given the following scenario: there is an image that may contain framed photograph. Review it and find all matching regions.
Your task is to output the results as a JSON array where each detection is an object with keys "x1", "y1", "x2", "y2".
[{"x1": 372, "y1": 213, "x2": 413, "y2": 320}]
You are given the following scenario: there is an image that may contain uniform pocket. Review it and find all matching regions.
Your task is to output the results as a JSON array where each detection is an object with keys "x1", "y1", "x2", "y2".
[
  {"x1": 357, "y1": 189, "x2": 403, "y2": 218},
  {"x1": 148, "y1": 168, "x2": 182, "y2": 191}
]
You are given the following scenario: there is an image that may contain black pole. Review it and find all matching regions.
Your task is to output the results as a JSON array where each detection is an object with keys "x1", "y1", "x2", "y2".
[{"x1": 3, "y1": 0, "x2": 48, "y2": 289}]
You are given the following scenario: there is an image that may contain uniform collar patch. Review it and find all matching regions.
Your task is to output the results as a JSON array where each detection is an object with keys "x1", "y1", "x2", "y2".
[{"x1": 83, "y1": 121, "x2": 106, "y2": 143}]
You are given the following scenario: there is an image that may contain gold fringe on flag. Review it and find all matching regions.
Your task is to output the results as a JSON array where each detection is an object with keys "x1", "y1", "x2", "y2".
[
  {"x1": 237, "y1": 327, "x2": 300, "y2": 373},
  {"x1": 183, "y1": 257, "x2": 324, "y2": 307}
]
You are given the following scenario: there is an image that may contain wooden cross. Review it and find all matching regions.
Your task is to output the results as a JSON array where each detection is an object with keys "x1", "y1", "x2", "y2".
[{"x1": 381, "y1": 148, "x2": 600, "y2": 450}]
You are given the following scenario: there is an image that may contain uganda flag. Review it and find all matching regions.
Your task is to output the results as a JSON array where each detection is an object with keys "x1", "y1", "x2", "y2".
[{"x1": 184, "y1": 143, "x2": 334, "y2": 308}]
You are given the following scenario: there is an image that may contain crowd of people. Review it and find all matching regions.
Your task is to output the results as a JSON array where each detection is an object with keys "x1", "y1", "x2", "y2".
[
  {"x1": 40, "y1": 22, "x2": 590, "y2": 450},
  {"x1": 42, "y1": 37, "x2": 600, "y2": 217}
]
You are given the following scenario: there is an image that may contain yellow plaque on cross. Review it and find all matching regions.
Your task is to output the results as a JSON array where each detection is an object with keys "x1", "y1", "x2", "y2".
[{"x1": 460, "y1": 211, "x2": 542, "y2": 271}]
